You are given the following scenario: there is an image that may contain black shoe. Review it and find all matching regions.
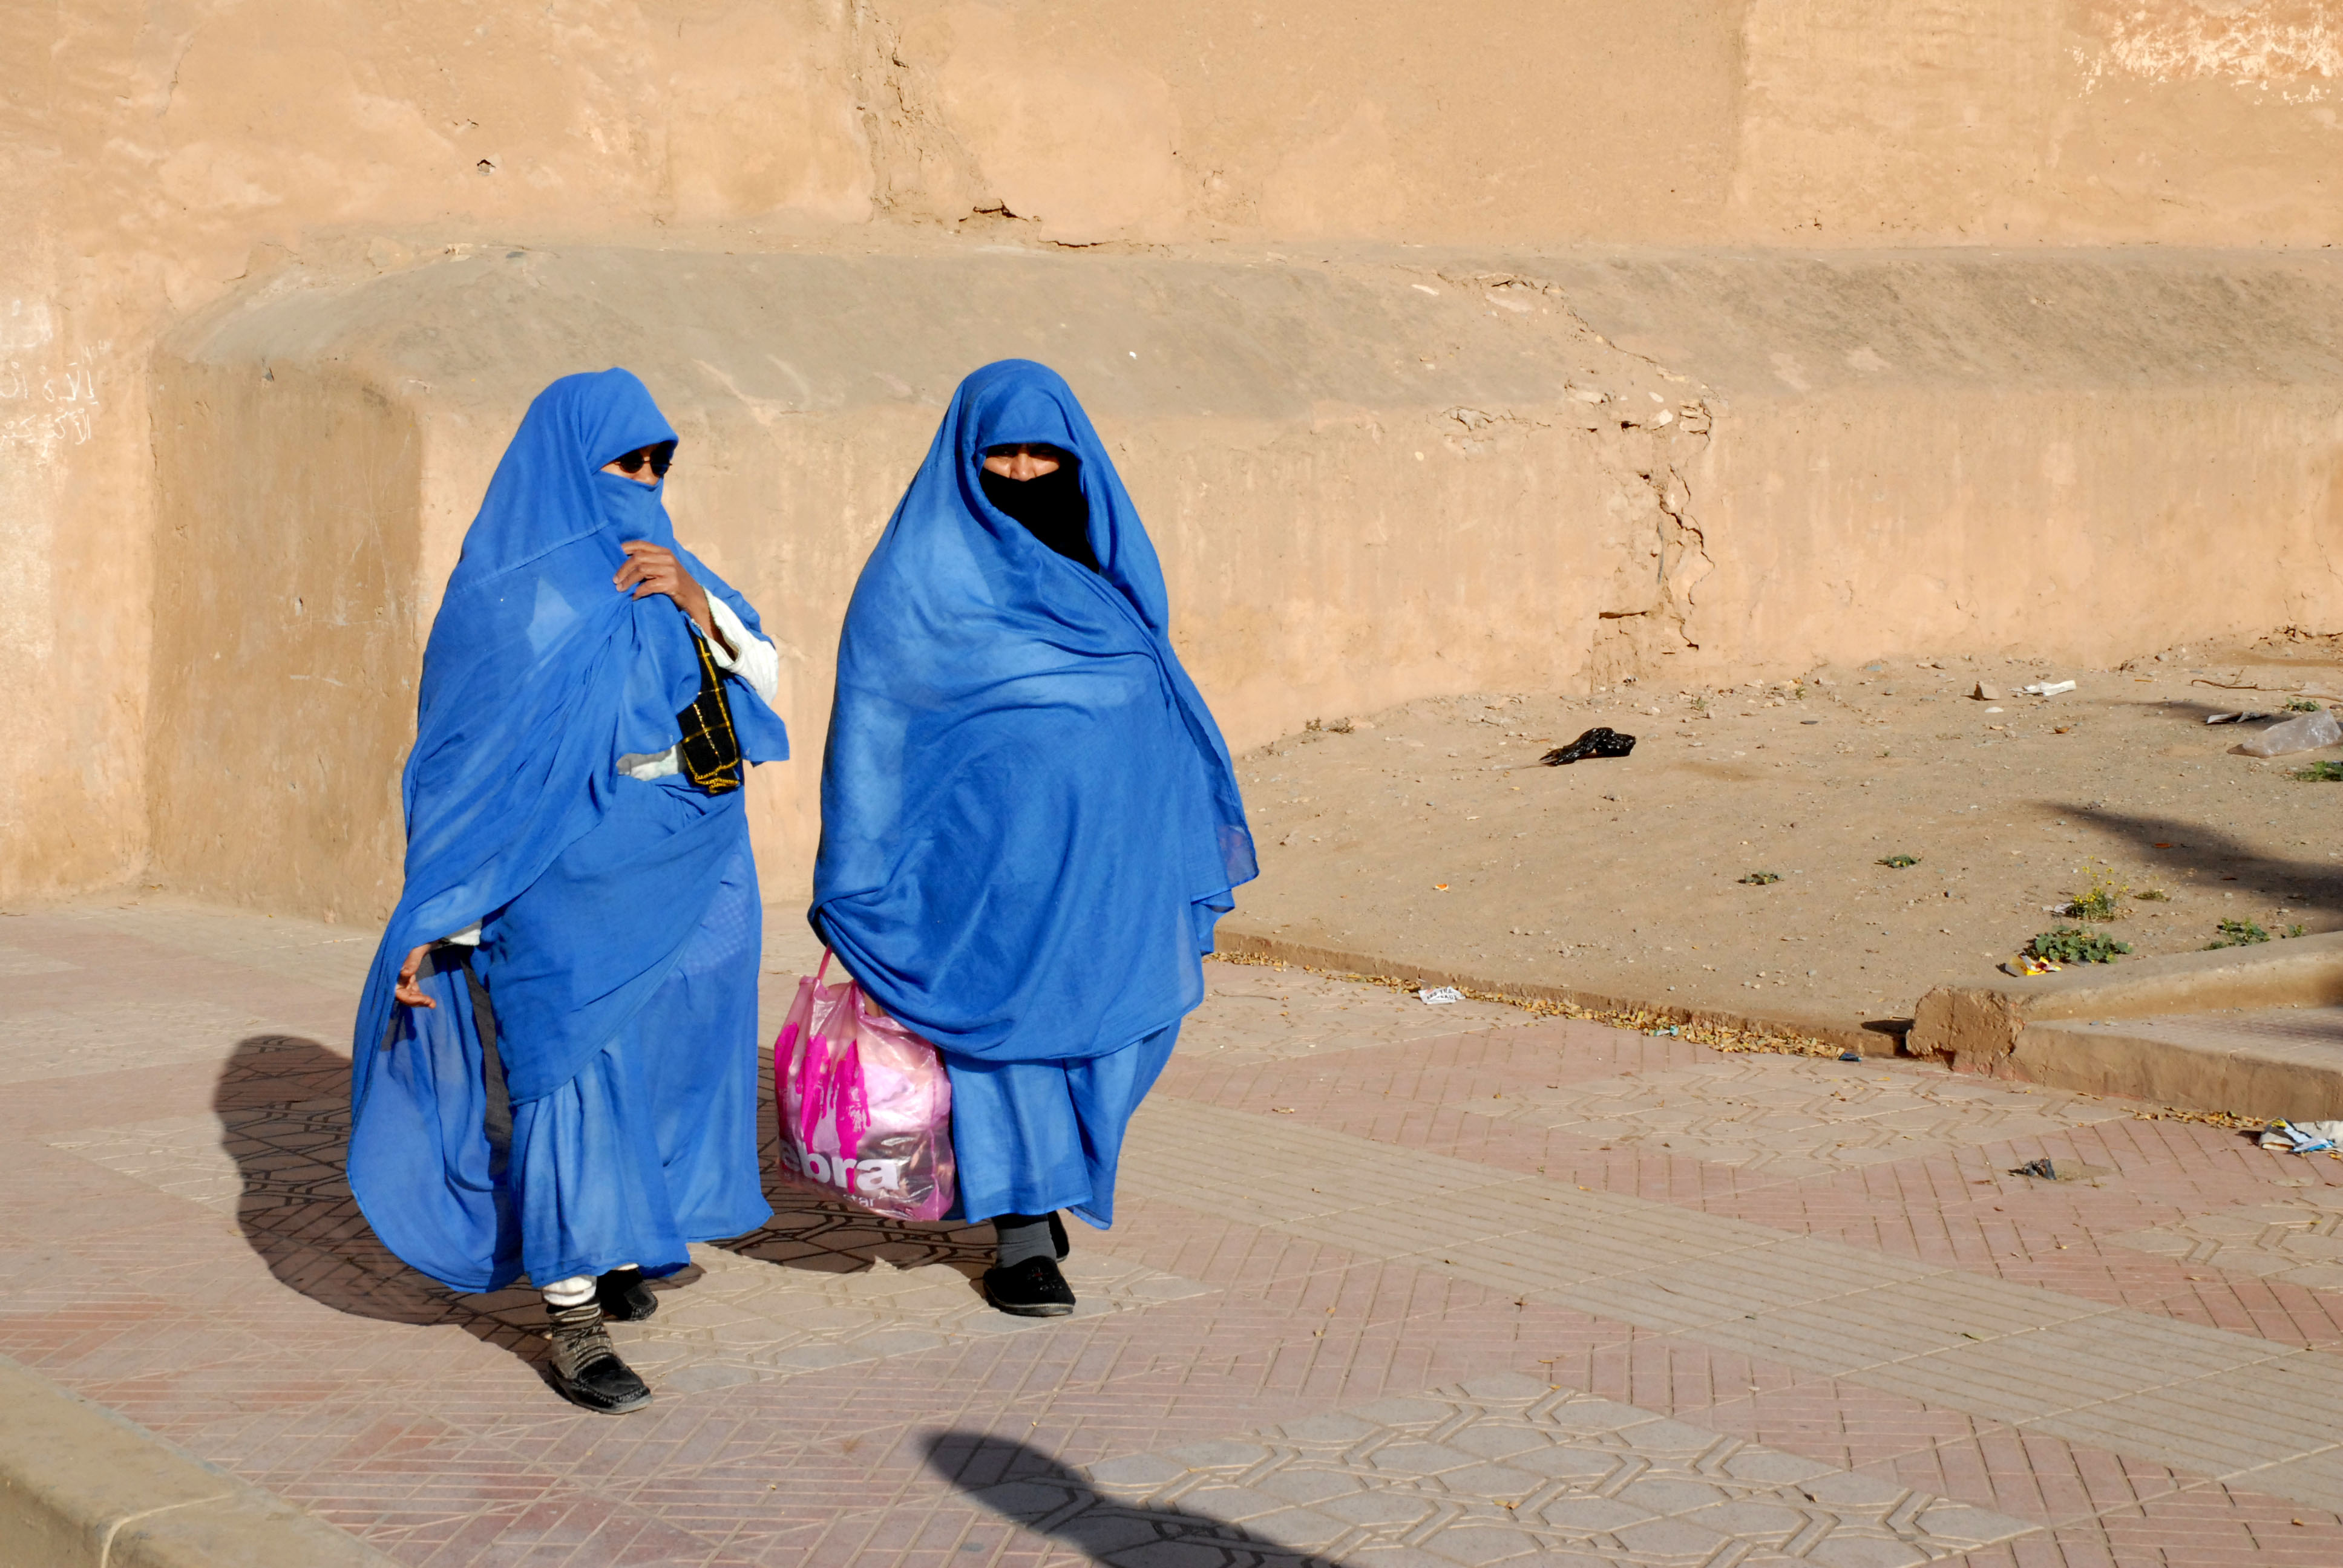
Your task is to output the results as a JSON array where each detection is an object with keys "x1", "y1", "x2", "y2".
[
  {"x1": 596, "y1": 1266, "x2": 658, "y2": 1322},
  {"x1": 1048, "y1": 1210, "x2": 1069, "y2": 1261},
  {"x1": 545, "y1": 1300, "x2": 652, "y2": 1413},
  {"x1": 983, "y1": 1255, "x2": 1076, "y2": 1318}
]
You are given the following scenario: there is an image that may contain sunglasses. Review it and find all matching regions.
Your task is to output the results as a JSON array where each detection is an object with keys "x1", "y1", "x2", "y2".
[{"x1": 612, "y1": 442, "x2": 675, "y2": 478}]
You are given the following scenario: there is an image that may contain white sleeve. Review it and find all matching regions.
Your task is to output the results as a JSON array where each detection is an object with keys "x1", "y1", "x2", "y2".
[
  {"x1": 438, "y1": 921, "x2": 482, "y2": 947},
  {"x1": 703, "y1": 595, "x2": 781, "y2": 708}
]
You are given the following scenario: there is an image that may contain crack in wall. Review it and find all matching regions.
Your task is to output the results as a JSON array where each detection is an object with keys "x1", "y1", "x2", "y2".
[
  {"x1": 846, "y1": 1, "x2": 994, "y2": 224},
  {"x1": 1424, "y1": 267, "x2": 1721, "y2": 685}
]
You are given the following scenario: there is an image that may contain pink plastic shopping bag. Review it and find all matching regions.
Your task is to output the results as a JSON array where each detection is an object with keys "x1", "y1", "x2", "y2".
[{"x1": 773, "y1": 950, "x2": 956, "y2": 1221}]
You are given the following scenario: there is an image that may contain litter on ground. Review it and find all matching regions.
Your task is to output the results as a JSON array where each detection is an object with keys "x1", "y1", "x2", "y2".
[
  {"x1": 2233, "y1": 708, "x2": 2341, "y2": 757},
  {"x1": 1417, "y1": 985, "x2": 1463, "y2": 1005},
  {"x1": 1541, "y1": 727, "x2": 1636, "y2": 765},
  {"x1": 2260, "y1": 1121, "x2": 2343, "y2": 1154}
]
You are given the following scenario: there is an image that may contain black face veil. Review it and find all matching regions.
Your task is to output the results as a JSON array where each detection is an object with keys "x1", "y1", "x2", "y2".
[{"x1": 980, "y1": 457, "x2": 1098, "y2": 573}]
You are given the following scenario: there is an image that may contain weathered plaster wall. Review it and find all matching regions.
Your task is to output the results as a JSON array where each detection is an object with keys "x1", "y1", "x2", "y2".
[
  {"x1": 1533, "y1": 249, "x2": 2343, "y2": 667},
  {"x1": 864, "y1": 0, "x2": 2343, "y2": 248},
  {"x1": 5, "y1": 0, "x2": 2339, "y2": 899},
  {"x1": 148, "y1": 247, "x2": 1714, "y2": 916},
  {"x1": 1732, "y1": 0, "x2": 2342, "y2": 246},
  {"x1": 148, "y1": 362, "x2": 423, "y2": 916},
  {"x1": 148, "y1": 246, "x2": 2343, "y2": 921}
]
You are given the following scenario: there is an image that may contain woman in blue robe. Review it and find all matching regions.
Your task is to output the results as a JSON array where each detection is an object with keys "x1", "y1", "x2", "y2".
[
  {"x1": 348, "y1": 369, "x2": 790, "y2": 1412},
  {"x1": 811, "y1": 359, "x2": 1255, "y2": 1316}
]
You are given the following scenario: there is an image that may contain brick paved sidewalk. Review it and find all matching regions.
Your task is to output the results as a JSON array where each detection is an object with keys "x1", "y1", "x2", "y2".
[{"x1": 5, "y1": 895, "x2": 2343, "y2": 1566}]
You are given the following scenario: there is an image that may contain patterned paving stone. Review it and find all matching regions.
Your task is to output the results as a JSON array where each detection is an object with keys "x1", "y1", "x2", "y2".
[
  {"x1": 2108, "y1": 1199, "x2": 2343, "y2": 1292},
  {"x1": 1120, "y1": 1097, "x2": 2343, "y2": 1513},
  {"x1": 1450, "y1": 1057, "x2": 2128, "y2": 1180},
  {"x1": 0, "y1": 998, "x2": 278, "y2": 1084},
  {"x1": 43, "y1": 1085, "x2": 1210, "y2": 1391},
  {"x1": 465, "y1": 1242, "x2": 1212, "y2": 1392},
  {"x1": 44, "y1": 1109, "x2": 257, "y2": 1210},
  {"x1": 36, "y1": 900, "x2": 382, "y2": 995},
  {"x1": 15, "y1": 896, "x2": 2343, "y2": 1564},
  {"x1": 966, "y1": 1371, "x2": 2035, "y2": 1566}
]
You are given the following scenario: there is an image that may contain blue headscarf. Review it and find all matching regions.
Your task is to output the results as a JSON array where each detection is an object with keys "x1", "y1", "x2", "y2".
[
  {"x1": 812, "y1": 360, "x2": 1255, "y2": 1062},
  {"x1": 349, "y1": 370, "x2": 788, "y2": 1285}
]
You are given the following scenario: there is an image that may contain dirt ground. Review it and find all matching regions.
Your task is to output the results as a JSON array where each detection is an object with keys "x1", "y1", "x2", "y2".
[{"x1": 1228, "y1": 632, "x2": 2343, "y2": 1033}]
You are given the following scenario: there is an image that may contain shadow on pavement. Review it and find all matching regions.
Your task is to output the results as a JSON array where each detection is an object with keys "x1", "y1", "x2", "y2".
[
  {"x1": 211, "y1": 1033, "x2": 552, "y2": 1365},
  {"x1": 215, "y1": 1024, "x2": 989, "y2": 1339},
  {"x1": 925, "y1": 1430, "x2": 1351, "y2": 1568},
  {"x1": 709, "y1": 1045, "x2": 1001, "y2": 1284}
]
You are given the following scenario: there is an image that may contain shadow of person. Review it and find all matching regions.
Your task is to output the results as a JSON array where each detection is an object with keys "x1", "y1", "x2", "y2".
[
  {"x1": 707, "y1": 1045, "x2": 999, "y2": 1286},
  {"x1": 211, "y1": 1033, "x2": 549, "y2": 1364},
  {"x1": 217, "y1": 1023, "x2": 977, "y2": 1359},
  {"x1": 2067, "y1": 804, "x2": 2343, "y2": 923},
  {"x1": 923, "y1": 1431, "x2": 1354, "y2": 1568}
]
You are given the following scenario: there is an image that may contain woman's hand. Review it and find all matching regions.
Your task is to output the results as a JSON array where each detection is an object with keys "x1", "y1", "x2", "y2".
[
  {"x1": 615, "y1": 540, "x2": 723, "y2": 647},
  {"x1": 395, "y1": 944, "x2": 437, "y2": 1009}
]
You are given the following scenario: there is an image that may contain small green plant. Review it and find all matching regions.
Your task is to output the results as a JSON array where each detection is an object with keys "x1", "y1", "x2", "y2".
[
  {"x1": 2204, "y1": 918, "x2": 2302, "y2": 948},
  {"x1": 2287, "y1": 698, "x2": 2325, "y2": 713},
  {"x1": 2065, "y1": 858, "x2": 2130, "y2": 921},
  {"x1": 2295, "y1": 760, "x2": 2343, "y2": 782},
  {"x1": 2134, "y1": 889, "x2": 2169, "y2": 902},
  {"x1": 2030, "y1": 926, "x2": 2132, "y2": 964},
  {"x1": 1878, "y1": 854, "x2": 1920, "y2": 869},
  {"x1": 1738, "y1": 871, "x2": 1781, "y2": 886}
]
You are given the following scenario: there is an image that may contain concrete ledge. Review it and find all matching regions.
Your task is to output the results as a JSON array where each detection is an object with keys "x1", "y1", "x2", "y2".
[
  {"x1": 0, "y1": 1353, "x2": 392, "y2": 1568},
  {"x1": 1214, "y1": 921, "x2": 1895, "y2": 1056},
  {"x1": 1908, "y1": 932, "x2": 2343, "y2": 1074},
  {"x1": 2010, "y1": 1015, "x2": 2343, "y2": 1122}
]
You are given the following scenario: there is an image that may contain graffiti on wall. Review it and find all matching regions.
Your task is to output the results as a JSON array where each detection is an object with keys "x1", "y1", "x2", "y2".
[
  {"x1": 0, "y1": 298, "x2": 99, "y2": 664},
  {"x1": 1, "y1": 299, "x2": 104, "y2": 457}
]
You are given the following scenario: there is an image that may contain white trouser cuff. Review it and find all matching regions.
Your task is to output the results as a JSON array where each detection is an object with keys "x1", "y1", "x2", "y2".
[{"x1": 540, "y1": 1275, "x2": 595, "y2": 1308}]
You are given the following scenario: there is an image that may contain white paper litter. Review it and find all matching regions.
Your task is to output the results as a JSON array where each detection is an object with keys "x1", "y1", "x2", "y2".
[
  {"x1": 2260, "y1": 1120, "x2": 2343, "y2": 1153},
  {"x1": 2024, "y1": 680, "x2": 2077, "y2": 697},
  {"x1": 1417, "y1": 985, "x2": 1464, "y2": 1005}
]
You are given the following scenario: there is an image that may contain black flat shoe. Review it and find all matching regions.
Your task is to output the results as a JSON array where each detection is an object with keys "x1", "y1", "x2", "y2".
[
  {"x1": 983, "y1": 1255, "x2": 1076, "y2": 1318},
  {"x1": 546, "y1": 1301, "x2": 652, "y2": 1413},
  {"x1": 596, "y1": 1266, "x2": 658, "y2": 1322}
]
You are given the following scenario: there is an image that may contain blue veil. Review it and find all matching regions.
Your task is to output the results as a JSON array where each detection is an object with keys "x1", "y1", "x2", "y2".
[
  {"x1": 349, "y1": 368, "x2": 788, "y2": 1291},
  {"x1": 812, "y1": 359, "x2": 1255, "y2": 1068}
]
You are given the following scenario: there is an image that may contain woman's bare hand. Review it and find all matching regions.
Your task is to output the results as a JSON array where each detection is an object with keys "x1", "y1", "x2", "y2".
[
  {"x1": 615, "y1": 540, "x2": 721, "y2": 644},
  {"x1": 395, "y1": 943, "x2": 437, "y2": 1008}
]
